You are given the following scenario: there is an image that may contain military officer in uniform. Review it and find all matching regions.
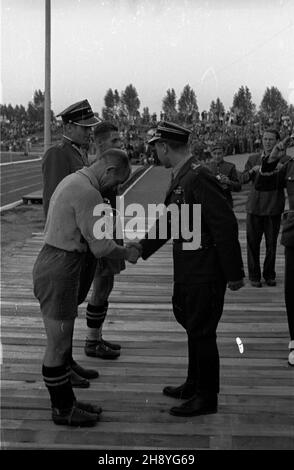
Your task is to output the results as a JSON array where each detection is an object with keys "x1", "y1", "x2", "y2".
[
  {"x1": 42, "y1": 99, "x2": 100, "y2": 387},
  {"x1": 134, "y1": 121, "x2": 245, "y2": 417},
  {"x1": 205, "y1": 142, "x2": 241, "y2": 208},
  {"x1": 43, "y1": 99, "x2": 99, "y2": 216}
]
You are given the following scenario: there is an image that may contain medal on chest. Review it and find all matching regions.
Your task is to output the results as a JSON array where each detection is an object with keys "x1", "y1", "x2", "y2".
[{"x1": 172, "y1": 186, "x2": 185, "y2": 204}]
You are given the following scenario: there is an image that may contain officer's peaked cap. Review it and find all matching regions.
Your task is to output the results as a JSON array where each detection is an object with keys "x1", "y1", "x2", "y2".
[
  {"x1": 147, "y1": 121, "x2": 191, "y2": 145},
  {"x1": 57, "y1": 99, "x2": 100, "y2": 127}
]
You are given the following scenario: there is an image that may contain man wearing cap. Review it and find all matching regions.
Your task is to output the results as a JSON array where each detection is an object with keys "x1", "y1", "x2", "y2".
[
  {"x1": 133, "y1": 121, "x2": 244, "y2": 417},
  {"x1": 42, "y1": 99, "x2": 100, "y2": 387},
  {"x1": 33, "y1": 148, "x2": 139, "y2": 426},
  {"x1": 43, "y1": 99, "x2": 99, "y2": 216},
  {"x1": 205, "y1": 142, "x2": 241, "y2": 208},
  {"x1": 239, "y1": 128, "x2": 288, "y2": 288}
]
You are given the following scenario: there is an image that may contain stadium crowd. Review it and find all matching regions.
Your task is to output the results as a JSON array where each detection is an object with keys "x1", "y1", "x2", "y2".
[{"x1": 1, "y1": 94, "x2": 293, "y2": 165}]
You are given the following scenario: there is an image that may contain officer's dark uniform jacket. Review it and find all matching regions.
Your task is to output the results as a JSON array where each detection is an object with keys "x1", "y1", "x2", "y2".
[
  {"x1": 205, "y1": 159, "x2": 241, "y2": 207},
  {"x1": 140, "y1": 157, "x2": 244, "y2": 284},
  {"x1": 42, "y1": 138, "x2": 89, "y2": 218}
]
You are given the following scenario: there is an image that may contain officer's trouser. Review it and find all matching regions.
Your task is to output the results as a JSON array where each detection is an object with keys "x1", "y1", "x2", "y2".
[{"x1": 172, "y1": 279, "x2": 226, "y2": 394}]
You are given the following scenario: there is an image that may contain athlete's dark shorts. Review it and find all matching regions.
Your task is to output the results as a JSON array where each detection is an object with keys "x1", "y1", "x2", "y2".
[{"x1": 33, "y1": 244, "x2": 97, "y2": 320}]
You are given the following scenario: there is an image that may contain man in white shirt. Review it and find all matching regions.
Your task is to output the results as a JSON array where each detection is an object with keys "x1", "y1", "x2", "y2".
[{"x1": 33, "y1": 148, "x2": 139, "y2": 427}]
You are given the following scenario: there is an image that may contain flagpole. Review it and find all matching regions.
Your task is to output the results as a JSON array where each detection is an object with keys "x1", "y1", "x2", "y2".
[{"x1": 44, "y1": 0, "x2": 51, "y2": 152}]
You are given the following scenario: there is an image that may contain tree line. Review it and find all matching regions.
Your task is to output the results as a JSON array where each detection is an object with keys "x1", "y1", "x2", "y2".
[
  {"x1": 102, "y1": 83, "x2": 294, "y2": 128},
  {"x1": 1, "y1": 84, "x2": 293, "y2": 130},
  {"x1": 1, "y1": 89, "x2": 55, "y2": 126}
]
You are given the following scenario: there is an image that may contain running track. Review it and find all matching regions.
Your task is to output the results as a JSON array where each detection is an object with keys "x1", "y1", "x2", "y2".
[
  {"x1": 0, "y1": 153, "x2": 250, "y2": 210},
  {"x1": 2, "y1": 149, "x2": 293, "y2": 211},
  {"x1": 0, "y1": 159, "x2": 43, "y2": 208}
]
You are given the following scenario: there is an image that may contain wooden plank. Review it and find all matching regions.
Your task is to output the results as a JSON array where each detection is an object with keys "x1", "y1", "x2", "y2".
[
  {"x1": 2, "y1": 418, "x2": 293, "y2": 437},
  {"x1": 2, "y1": 393, "x2": 293, "y2": 413},
  {"x1": 2, "y1": 403, "x2": 293, "y2": 422}
]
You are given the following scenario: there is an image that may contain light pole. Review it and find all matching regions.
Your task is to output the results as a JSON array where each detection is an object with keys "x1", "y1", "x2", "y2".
[{"x1": 44, "y1": 0, "x2": 51, "y2": 152}]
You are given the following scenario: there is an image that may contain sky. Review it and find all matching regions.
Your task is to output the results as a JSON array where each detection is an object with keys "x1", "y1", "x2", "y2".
[{"x1": 1, "y1": 0, "x2": 294, "y2": 117}]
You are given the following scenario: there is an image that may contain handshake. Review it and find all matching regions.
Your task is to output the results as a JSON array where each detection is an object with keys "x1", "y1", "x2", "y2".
[{"x1": 125, "y1": 241, "x2": 142, "y2": 264}]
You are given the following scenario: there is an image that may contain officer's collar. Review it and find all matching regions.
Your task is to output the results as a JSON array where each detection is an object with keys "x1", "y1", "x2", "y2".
[
  {"x1": 62, "y1": 135, "x2": 82, "y2": 149},
  {"x1": 171, "y1": 154, "x2": 193, "y2": 180},
  {"x1": 166, "y1": 155, "x2": 194, "y2": 198}
]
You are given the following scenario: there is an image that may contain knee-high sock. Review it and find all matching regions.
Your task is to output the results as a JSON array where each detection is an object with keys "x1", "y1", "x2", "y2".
[
  {"x1": 86, "y1": 301, "x2": 108, "y2": 342},
  {"x1": 42, "y1": 364, "x2": 75, "y2": 410}
]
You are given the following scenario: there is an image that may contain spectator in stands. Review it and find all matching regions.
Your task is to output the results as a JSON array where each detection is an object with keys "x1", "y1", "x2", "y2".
[
  {"x1": 255, "y1": 134, "x2": 294, "y2": 365},
  {"x1": 239, "y1": 129, "x2": 288, "y2": 288},
  {"x1": 205, "y1": 142, "x2": 241, "y2": 208}
]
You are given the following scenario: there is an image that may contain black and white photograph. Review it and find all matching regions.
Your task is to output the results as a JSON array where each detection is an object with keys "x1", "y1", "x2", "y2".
[{"x1": 1, "y1": 0, "x2": 294, "y2": 460}]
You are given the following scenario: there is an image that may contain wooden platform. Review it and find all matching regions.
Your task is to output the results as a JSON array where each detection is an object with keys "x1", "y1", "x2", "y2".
[
  {"x1": 1, "y1": 228, "x2": 294, "y2": 451},
  {"x1": 22, "y1": 190, "x2": 42, "y2": 205}
]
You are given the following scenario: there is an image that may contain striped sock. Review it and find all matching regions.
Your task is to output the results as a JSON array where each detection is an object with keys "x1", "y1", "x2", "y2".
[
  {"x1": 42, "y1": 364, "x2": 75, "y2": 410},
  {"x1": 86, "y1": 302, "x2": 108, "y2": 343}
]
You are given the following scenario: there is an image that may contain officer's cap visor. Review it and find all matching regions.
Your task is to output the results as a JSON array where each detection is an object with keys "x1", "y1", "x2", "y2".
[
  {"x1": 71, "y1": 116, "x2": 100, "y2": 127},
  {"x1": 147, "y1": 135, "x2": 161, "y2": 145}
]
